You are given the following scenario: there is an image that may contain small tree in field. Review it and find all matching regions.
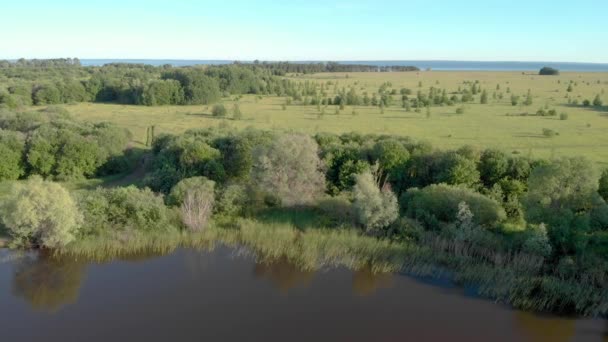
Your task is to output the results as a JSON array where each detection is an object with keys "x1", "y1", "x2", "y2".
[
  {"x1": 511, "y1": 94, "x2": 519, "y2": 106},
  {"x1": 480, "y1": 90, "x2": 488, "y2": 104},
  {"x1": 232, "y1": 103, "x2": 243, "y2": 120},
  {"x1": 0, "y1": 176, "x2": 82, "y2": 248},
  {"x1": 212, "y1": 104, "x2": 227, "y2": 117},
  {"x1": 593, "y1": 94, "x2": 603, "y2": 107},
  {"x1": 523, "y1": 90, "x2": 533, "y2": 106}
]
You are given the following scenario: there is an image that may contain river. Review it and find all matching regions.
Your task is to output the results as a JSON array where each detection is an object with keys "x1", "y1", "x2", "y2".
[{"x1": 0, "y1": 246, "x2": 605, "y2": 341}]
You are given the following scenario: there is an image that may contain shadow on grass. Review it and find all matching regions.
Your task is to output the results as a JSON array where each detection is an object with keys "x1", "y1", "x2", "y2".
[{"x1": 563, "y1": 104, "x2": 608, "y2": 113}]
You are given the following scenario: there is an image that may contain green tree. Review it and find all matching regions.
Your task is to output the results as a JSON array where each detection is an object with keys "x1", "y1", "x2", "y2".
[
  {"x1": 511, "y1": 94, "x2": 519, "y2": 106},
  {"x1": 403, "y1": 183, "x2": 506, "y2": 228},
  {"x1": 524, "y1": 157, "x2": 600, "y2": 254},
  {"x1": 523, "y1": 90, "x2": 533, "y2": 106},
  {"x1": 435, "y1": 153, "x2": 480, "y2": 188},
  {"x1": 232, "y1": 103, "x2": 243, "y2": 120},
  {"x1": 0, "y1": 176, "x2": 82, "y2": 248},
  {"x1": 352, "y1": 170, "x2": 399, "y2": 232},
  {"x1": 539, "y1": 67, "x2": 560, "y2": 76},
  {"x1": 479, "y1": 149, "x2": 509, "y2": 186},
  {"x1": 480, "y1": 90, "x2": 488, "y2": 104},
  {"x1": 0, "y1": 130, "x2": 25, "y2": 180},
  {"x1": 252, "y1": 133, "x2": 325, "y2": 206},
  {"x1": 167, "y1": 176, "x2": 215, "y2": 206},
  {"x1": 212, "y1": 104, "x2": 227, "y2": 117},
  {"x1": 593, "y1": 94, "x2": 603, "y2": 107},
  {"x1": 598, "y1": 169, "x2": 608, "y2": 202}
]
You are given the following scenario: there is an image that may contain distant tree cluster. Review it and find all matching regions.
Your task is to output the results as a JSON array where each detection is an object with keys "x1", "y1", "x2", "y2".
[
  {"x1": 539, "y1": 67, "x2": 560, "y2": 75},
  {"x1": 249, "y1": 61, "x2": 420, "y2": 75}
]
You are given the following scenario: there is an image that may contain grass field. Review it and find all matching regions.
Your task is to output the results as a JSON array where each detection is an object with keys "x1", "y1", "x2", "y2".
[{"x1": 59, "y1": 71, "x2": 608, "y2": 164}]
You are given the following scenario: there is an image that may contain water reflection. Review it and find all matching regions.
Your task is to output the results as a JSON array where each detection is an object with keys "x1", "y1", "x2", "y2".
[
  {"x1": 352, "y1": 267, "x2": 394, "y2": 296},
  {"x1": 514, "y1": 311, "x2": 576, "y2": 342},
  {"x1": 253, "y1": 257, "x2": 315, "y2": 293},
  {"x1": 1, "y1": 247, "x2": 606, "y2": 342},
  {"x1": 11, "y1": 252, "x2": 87, "y2": 312}
]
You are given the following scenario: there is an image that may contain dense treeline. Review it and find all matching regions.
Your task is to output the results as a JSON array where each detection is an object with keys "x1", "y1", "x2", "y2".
[
  {"x1": 0, "y1": 59, "x2": 419, "y2": 108},
  {"x1": 248, "y1": 61, "x2": 419, "y2": 75},
  {"x1": 0, "y1": 107, "x2": 132, "y2": 180}
]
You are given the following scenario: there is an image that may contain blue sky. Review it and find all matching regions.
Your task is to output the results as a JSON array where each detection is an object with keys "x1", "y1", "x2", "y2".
[{"x1": 2, "y1": 0, "x2": 607, "y2": 62}]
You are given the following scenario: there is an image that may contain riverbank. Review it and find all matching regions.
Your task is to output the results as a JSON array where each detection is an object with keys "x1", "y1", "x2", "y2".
[{"x1": 54, "y1": 218, "x2": 608, "y2": 317}]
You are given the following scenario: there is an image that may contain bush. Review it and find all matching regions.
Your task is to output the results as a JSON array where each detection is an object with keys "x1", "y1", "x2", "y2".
[
  {"x1": 542, "y1": 128, "x2": 558, "y2": 137},
  {"x1": 559, "y1": 112, "x2": 568, "y2": 120},
  {"x1": 212, "y1": 104, "x2": 227, "y2": 117},
  {"x1": 167, "y1": 176, "x2": 215, "y2": 206},
  {"x1": 522, "y1": 223, "x2": 553, "y2": 257},
  {"x1": 216, "y1": 184, "x2": 246, "y2": 216},
  {"x1": 77, "y1": 186, "x2": 175, "y2": 234},
  {"x1": 402, "y1": 183, "x2": 506, "y2": 228},
  {"x1": 352, "y1": 171, "x2": 399, "y2": 232},
  {"x1": 593, "y1": 95, "x2": 603, "y2": 107},
  {"x1": 0, "y1": 177, "x2": 82, "y2": 248}
]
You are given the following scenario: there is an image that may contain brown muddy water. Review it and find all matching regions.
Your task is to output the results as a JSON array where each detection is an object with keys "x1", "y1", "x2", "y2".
[{"x1": 0, "y1": 246, "x2": 606, "y2": 342}]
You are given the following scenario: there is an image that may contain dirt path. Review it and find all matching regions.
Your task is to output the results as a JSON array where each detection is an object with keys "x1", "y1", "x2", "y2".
[{"x1": 104, "y1": 154, "x2": 150, "y2": 188}]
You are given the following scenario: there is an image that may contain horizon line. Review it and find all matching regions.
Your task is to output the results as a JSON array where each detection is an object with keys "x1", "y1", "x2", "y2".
[{"x1": 3, "y1": 58, "x2": 608, "y2": 65}]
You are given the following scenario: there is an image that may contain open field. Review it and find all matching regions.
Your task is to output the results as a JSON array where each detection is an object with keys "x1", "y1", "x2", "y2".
[{"x1": 58, "y1": 71, "x2": 608, "y2": 164}]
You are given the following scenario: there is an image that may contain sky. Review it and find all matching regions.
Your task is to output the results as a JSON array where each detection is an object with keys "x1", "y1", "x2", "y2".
[{"x1": 2, "y1": 0, "x2": 607, "y2": 62}]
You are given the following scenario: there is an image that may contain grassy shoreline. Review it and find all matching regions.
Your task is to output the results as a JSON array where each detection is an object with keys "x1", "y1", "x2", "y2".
[{"x1": 52, "y1": 218, "x2": 608, "y2": 317}]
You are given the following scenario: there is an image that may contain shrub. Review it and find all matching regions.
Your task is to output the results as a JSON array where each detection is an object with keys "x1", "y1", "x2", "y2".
[
  {"x1": 216, "y1": 184, "x2": 246, "y2": 216},
  {"x1": 593, "y1": 95, "x2": 603, "y2": 107},
  {"x1": 168, "y1": 176, "x2": 215, "y2": 206},
  {"x1": 212, "y1": 104, "x2": 227, "y2": 117},
  {"x1": 522, "y1": 223, "x2": 553, "y2": 257},
  {"x1": 402, "y1": 183, "x2": 506, "y2": 228},
  {"x1": 232, "y1": 103, "x2": 243, "y2": 120},
  {"x1": 559, "y1": 112, "x2": 568, "y2": 120},
  {"x1": 0, "y1": 176, "x2": 82, "y2": 248},
  {"x1": 352, "y1": 171, "x2": 399, "y2": 232},
  {"x1": 77, "y1": 186, "x2": 175, "y2": 234},
  {"x1": 542, "y1": 128, "x2": 558, "y2": 137}
]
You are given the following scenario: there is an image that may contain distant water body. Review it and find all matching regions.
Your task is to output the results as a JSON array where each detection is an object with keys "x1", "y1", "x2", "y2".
[{"x1": 80, "y1": 59, "x2": 608, "y2": 72}]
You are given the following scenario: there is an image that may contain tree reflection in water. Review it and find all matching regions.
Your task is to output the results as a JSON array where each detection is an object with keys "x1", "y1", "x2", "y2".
[
  {"x1": 11, "y1": 251, "x2": 87, "y2": 312},
  {"x1": 253, "y1": 257, "x2": 315, "y2": 293},
  {"x1": 352, "y1": 266, "x2": 394, "y2": 296},
  {"x1": 514, "y1": 311, "x2": 575, "y2": 342}
]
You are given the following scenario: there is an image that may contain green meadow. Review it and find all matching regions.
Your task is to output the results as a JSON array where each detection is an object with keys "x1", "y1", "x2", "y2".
[{"x1": 61, "y1": 71, "x2": 608, "y2": 164}]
